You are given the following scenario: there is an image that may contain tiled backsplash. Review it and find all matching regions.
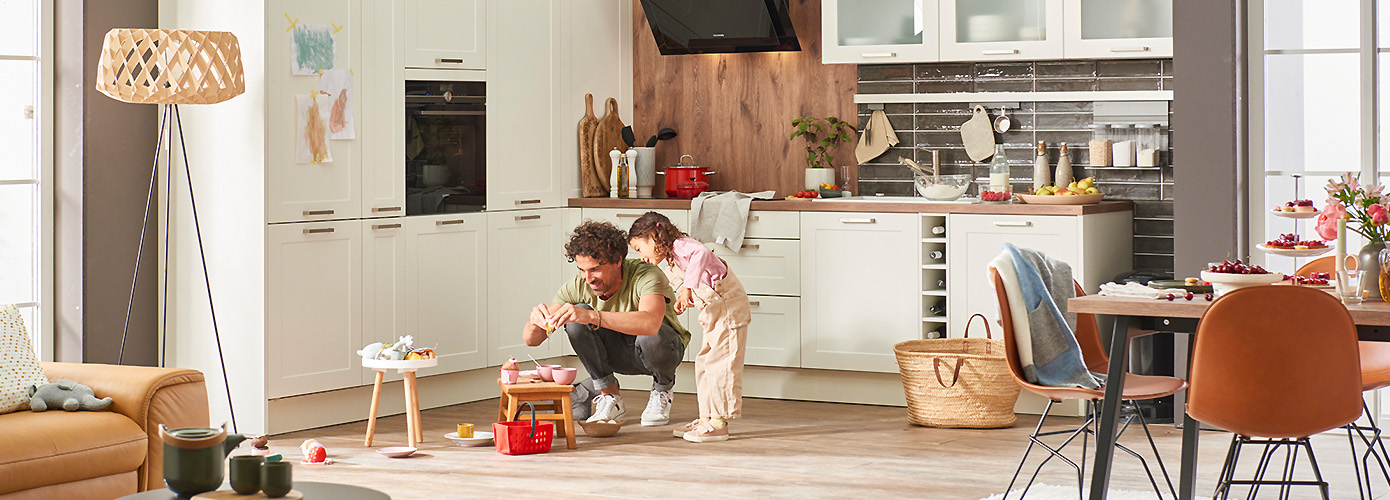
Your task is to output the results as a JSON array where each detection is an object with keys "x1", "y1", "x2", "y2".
[{"x1": 856, "y1": 59, "x2": 1175, "y2": 275}]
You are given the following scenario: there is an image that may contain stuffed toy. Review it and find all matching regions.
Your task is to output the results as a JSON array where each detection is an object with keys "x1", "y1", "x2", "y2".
[{"x1": 26, "y1": 380, "x2": 113, "y2": 412}]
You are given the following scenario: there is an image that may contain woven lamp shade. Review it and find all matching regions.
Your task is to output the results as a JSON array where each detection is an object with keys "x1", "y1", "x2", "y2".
[{"x1": 96, "y1": 29, "x2": 245, "y2": 105}]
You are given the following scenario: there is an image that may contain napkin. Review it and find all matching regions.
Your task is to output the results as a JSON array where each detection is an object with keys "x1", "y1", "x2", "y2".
[
  {"x1": 855, "y1": 109, "x2": 899, "y2": 164},
  {"x1": 1098, "y1": 282, "x2": 1188, "y2": 300}
]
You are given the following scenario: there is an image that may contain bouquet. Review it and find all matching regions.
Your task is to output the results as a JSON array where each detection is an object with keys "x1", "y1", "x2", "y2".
[{"x1": 1316, "y1": 173, "x2": 1390, "y2": 242}]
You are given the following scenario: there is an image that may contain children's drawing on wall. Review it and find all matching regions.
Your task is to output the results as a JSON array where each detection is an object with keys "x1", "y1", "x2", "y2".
[
  {"x1": 290, "y1": 24, "x2": 335, "y2": 75},
  {"x1": 319, "y1": 69, "x2": 355, "y2": 140},
  {"x1": 296, "y1": 93, "x2": 334, "y2": 165}
]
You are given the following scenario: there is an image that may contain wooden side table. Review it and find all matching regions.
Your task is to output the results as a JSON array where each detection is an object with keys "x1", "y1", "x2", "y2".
[
  {"x1": 363, "y1": 358, "x2": 437, "y2": 448},
  {"x1": 496, "y1": 378, "x2": 577, "y2": 449}
]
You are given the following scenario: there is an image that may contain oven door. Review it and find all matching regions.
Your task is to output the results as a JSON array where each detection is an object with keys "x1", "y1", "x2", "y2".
[{"x1": 405, "y1": 75, "x2": 486, "y2": 215}]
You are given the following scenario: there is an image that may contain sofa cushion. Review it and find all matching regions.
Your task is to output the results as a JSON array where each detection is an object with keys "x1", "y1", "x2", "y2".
[
  {"x1": 0, "y1": 305, "x2": 47, "y2": 414},
  {"x1": 0, "y1": 411, "x2": 146, "y2": 495}
]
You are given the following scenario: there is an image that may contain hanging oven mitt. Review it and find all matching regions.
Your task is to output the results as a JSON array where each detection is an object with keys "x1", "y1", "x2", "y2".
[{"x1": 855, "y1": 109, "x2": 899, "y2": 164}]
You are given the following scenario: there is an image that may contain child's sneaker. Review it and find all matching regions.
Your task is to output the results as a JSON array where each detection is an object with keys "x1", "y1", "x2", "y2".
[
  {"x1": 682, "y1": 421, "x2": 729, "y2": 443},
  {"x1": 586, "y1": 394, "x2": 625, "y2": 423},
  {"x1": 672, "y1": 419, "x2": 702, "y2": 438}
]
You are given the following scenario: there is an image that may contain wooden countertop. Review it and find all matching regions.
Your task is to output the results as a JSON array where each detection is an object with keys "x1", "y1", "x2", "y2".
[{"x1": 568, "y1": 198, "x2": 1133, "y2": 215}]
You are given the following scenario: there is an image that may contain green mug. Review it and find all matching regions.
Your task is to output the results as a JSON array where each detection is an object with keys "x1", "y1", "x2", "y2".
[
  {"x1": 260, "y1": 461, "x2": 293, "y2": 498},
  {"x1": 229, "y1": 455, "x2": 263, "y2": 494}
]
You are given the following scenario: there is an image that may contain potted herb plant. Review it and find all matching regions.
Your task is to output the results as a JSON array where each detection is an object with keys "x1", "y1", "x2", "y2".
[{"x1": 790, "y1": 116, "x2": 856, "y2": 190}]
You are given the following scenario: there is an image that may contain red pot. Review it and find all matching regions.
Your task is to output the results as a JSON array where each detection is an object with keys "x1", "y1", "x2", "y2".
[{"x1": 659, "y1": 155, "x2": 716, "y2": 198}]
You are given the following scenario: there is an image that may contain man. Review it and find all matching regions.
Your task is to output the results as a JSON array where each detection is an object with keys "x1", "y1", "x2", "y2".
[{"x1": 521, "y1": 220, "x2": 689, "y2": 425}]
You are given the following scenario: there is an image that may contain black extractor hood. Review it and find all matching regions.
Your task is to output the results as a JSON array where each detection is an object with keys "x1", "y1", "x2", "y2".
[{"x1": 640, "y1": 0, "x2": 800, "y2": 55}]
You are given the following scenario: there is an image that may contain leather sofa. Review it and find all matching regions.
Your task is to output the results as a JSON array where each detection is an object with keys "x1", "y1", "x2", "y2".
[{"x1": 0, "y1": 362, "x2": 208, "y2": 500}]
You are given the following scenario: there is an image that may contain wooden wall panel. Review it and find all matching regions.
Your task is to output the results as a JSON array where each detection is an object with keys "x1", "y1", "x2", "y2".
[{"x1": 632, "y1": 0, "x2": 859, "y2": 197}]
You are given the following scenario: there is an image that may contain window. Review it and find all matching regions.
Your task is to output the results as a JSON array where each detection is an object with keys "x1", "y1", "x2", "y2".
[{"x1": 0, "y1": 0, "x2": 50, "y2": 359}]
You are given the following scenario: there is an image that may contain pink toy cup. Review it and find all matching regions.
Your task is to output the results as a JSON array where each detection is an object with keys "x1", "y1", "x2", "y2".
[
  {"x1": 538, "y1": 364, "x2": 563, "y2": 382},
  {"x1": 551, "y1": 367, "x2": 577, "y2": 385},
  {"x1": 500, "y1": 368, "x2": 520, "y2": 384}
]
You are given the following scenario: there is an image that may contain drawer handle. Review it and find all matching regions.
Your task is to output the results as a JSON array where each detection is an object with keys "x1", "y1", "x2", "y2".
[
  {"x1": 437, "y1": 219, "x2": 468, "y2": 226},
  {"x1": 1109, "y1": 46, "x2": 1151, "y2": 53},
  {"x1": 749, "y1": 215, "x2": 760, "y2": 222},
  {"x1": 617, "y1": 213, "x2": 644, "y2": 218},
  {"x1": 741, "y1": 244, "x2": 760, "y2": 250},
  {"x1": 303, "y1": 209, "x2": 334, "y2": 216},
  {"x1": 303, "y1": 228, "x2": 335, "y2": 234},
  {"x1": 372, "y1": 223, "x2": 401, "y2": 230},
  {"x1": 993, "y1": 221, "x2": 1033, "y2": 228},
  {"x1": 515, "y1": 199, "x2": 541, "y2": 205},
  {"x1": 840, "y1": 218, "x2": 877, "y2": 224},
  {"x1": 515, "y1": 215, "x2": 541, "y2": 221},
  {"x1": 436, "y1": 58, "x2": 465, "y2": 64},
  {"x1": 748, "y1": 300, "x2": 760, "y2": 307},
  {"x1": 982, "y1": 49, "x2": 1020, "y2": 56},
  {"x1": 861, "y1": 52, "x2": 897, "y2": 58},
  {"x1": 372, "y1": 206, "x2": 401, "y2": 213}
]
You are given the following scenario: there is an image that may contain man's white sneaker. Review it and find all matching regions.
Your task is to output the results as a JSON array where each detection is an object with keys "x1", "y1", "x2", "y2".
[
  {"x1": 641, "y1": 390, "x2": 673, "y2": 426},
  {"x1": 585, "y1": 394, "x2": 626, "y2": 423}
]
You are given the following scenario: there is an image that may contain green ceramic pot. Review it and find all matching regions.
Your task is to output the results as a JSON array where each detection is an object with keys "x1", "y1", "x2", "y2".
[{"x1": 159, "y1": 424, "x2": 247, "y2": 497}]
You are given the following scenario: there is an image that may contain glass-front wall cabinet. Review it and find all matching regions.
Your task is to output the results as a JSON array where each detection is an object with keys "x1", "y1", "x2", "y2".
[
  {"x1": 940, "y1": 0, "x2": 1063, "y2": 61},
  {"x1": 822, "y1": 0, "x2": 939, "y2": 64},
  {"x1": 1064, "y1": 0, "x2": 1173, "y2": 58}
]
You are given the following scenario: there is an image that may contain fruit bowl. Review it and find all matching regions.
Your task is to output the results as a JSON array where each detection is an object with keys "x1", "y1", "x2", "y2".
[
  {"x1": 818, "y1": 188, "x2": 844, "y2": 198},
  {"x1": 914, "y1": 174, "x2": 972, "y2": 201},
  {"x1": 1016, "y1": 193, "x2": 1105, "y2": 205},
  {"x1": 577, "y1": 419, "x2": 626, "y2": 437},
  {"x1": 1200, "y1": 270, "x2": 1285, "y2": 297}
]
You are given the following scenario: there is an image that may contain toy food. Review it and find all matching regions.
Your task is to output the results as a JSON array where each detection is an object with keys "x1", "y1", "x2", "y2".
[
  {"x1": 501, "y1": 357, "x2": 520, "y2": 371},
  {"x1": 457, "y1": 423, "x2": 474, "y2": 438},
  {"x1": 300, "y1": 439, "x2": 332, "y2": 465}
]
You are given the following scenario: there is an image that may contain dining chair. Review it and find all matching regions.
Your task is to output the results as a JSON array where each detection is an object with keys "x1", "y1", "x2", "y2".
[
  {"x1": 990, "y1": 269, "x2": 1188, "y2": 499},
  {"x1": 1297, "y1": 256, "x2": 1390, "y2": 499},
  {"x1": 1188, "y1": 285, "x2": 1362, "y2": 500}
]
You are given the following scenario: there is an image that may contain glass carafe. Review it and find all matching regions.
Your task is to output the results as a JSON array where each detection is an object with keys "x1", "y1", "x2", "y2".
[{"x1": 1379, "y1": 249, "x2": 1390, "y2": 301}]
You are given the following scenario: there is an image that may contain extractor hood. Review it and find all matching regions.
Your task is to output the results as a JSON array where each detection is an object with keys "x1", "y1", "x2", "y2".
[{"x1": 640, "y1": 0, "x2": 800, "y2": 55}]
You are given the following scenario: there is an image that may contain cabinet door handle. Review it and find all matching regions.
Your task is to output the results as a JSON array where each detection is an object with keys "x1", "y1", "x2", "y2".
[
  {"x1": 437, "y1": 219, "x2": 468, "y2": 226},
  {"x1": 515, "y1": 199, "x2": 541, "y2": 205},
  {"x1": 436, "y1": 58, "x2": 464, "y2": 64},
  {"x1": 860, "y1": 52, "x2": 897, "y2": 58},
  {"x1": 840, "y1": 218, "x2": 877, "y2": 224},
  {"x1": 303, "y1": 228, "x2": 334, "y2": 234},
  {"x1": 372, "y1": 223, "x2": 401, "y2": 230},
  {"x1": 617, "y1": 213, "x2": 644, "y2": 218},
  {"x1": 372, "y1": 206, "x2": 401, "y2": 213},
  {"x1": 515, "y1": 215, "x2": 541, "y2": 221},
  {"x1": 303, "y1": 209, "x2": 334, "y2": 216},
  {"x1": 1109, "y1": 46, "x2": 1152, "y2": 53},
  {"x1": 741, "y1": 244, "x2": 760, "y2": 250},
  {"x1": 982, "y1": 49, "x2": 1020, "y2": 56},
  {"x1": 749, "y1": 215, "x2": 760, "y2": 222},
  {"x1": 748, "y1": 300, "x2": 761, "y2": 307},
  {"x1": 993, "y1": 221, "x2": 1033, "y2": 228}
]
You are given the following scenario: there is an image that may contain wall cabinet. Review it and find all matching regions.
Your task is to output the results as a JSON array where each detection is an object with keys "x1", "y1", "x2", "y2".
[
  {"x1": 1062, "y1": 0, "x2": 1173, "y2": 59},
  {"x1": 821, "y1": 0, "x2": 939, "y2": 64},
  {"x1": 405, "y1": 214, "x2": 488, "y2": 374},
  {"x1": 800, "y1": 212, "x2": 919, "y2": 373},
  {"x1": 487, "y1": 209, "x2": 566, "y2": 365},
  {"x1": 405, "y1": 0, "x2": 486, "y2": 70},
  {"x1": 267, "y1": 221, "x2": 363, "y2": 398},
  {"x1": 939, "y1": 0, "x2": 1064, "y2": 62}
]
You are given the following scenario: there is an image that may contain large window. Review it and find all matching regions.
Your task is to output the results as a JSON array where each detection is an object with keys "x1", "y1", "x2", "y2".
[{"x1": 0, "y1": 0, "x2": 50, "y2": 359}]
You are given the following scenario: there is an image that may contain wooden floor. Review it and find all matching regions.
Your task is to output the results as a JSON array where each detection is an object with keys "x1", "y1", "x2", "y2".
[{"x1": 267, "y1": 391, "x2": 1390, "y2": 499}]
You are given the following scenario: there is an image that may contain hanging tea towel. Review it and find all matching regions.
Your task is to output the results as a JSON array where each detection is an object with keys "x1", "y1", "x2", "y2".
[{"x1": 854, "y1": 109, "x2": 899, "y2": 164}]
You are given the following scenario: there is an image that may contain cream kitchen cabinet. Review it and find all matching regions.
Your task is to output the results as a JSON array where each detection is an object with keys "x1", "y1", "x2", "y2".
[
  {"x1": 404, "y1": 213, "x2": 489, "y2": 374},
  {"x1": 579, "y1": 208, "x2": 689, "y2": 249},
  {"x1": 800, "y1": 212, "x2": 920, "y2": 373},
  {"x1": 361, "y1": 218, "x2": 407, "y2": 384},
  {"x1": 486, "y1": 0, "x2": 565, "y2": 210},
  {"x1": 939, "y1": 0, "x2": 1064, "y2": 61},
  {"x1": 821, "y1": 0, "x2": 940, "y2": 64},
  {"x1": 405, "y1": 0, "x2": 486, "y2": 70},
  {"x1": 712, "y1": 239, "x2": 801, "y2": 297},
  {"x1": 362, "y1": 0, "x2": 406, "y2": 218},
  {"x1": 487, "y1": 209, "x2": 566, "y2": 365},
  {"x1": 744, "y1": 295, "x2": 802, "y2": 368},
  {"x1": 1062, "y1": 0, "x2": 1172, "y2": 59},
  {"x1": 267, "y1": 220, "x2": 363, "y2": 399}
]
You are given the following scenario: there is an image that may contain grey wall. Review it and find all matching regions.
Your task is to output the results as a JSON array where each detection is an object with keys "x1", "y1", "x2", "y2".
[{"x1": 53, "y1": 0, "x2": 160, "y2": 364}]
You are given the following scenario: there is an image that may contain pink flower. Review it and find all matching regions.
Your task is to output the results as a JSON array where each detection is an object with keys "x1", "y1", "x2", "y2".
[
  {"x1": 1371, "y1": 203, "x2": 1389, "y2": 225},
  {"x1": 1316, "y1": 202, "x2": 1348, "y2": 240}
]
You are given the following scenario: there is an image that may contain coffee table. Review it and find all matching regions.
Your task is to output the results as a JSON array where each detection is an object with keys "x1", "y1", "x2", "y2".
[{"x1": 118, "y1": 481, "x2": 389, "y2": 499}]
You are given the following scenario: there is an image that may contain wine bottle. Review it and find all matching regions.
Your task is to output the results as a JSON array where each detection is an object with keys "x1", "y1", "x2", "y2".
[
  {"x1": 927, "y1": 250, "x2": 944, "y2": 260},
  {"x1": 928, "y1": 302, "x2": 946, "y2": 316},
  {"x1": 930, "y1": 225, "x2": 946, "y2": 235},
  {"x1": 926, "y1": 326, "x2": 946, "y2": 339},
  {"x1": 936, "y1": 279, "x2": 946, "y2": 289}
]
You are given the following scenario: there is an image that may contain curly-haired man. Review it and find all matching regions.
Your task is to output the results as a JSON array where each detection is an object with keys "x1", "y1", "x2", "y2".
[{"x1": 521, "y1": 220, "x2": 688, "y2": 425}]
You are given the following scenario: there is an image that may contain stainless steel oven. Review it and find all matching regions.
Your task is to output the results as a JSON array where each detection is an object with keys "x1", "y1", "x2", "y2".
[{"x1": 405, "y1": 74, "x2": 485, "y2": 215}]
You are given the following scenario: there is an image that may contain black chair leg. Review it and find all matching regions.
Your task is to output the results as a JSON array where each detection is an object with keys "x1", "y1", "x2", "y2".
[
  {"x1": 1300, "y1": 438, "x2": 1332, "y2": 500},
  {"x1": 1001, "y1": 400, "x2": 1094, "y2": 500}
]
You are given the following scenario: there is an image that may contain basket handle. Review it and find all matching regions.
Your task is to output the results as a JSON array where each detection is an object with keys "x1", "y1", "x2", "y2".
[
  {"x1": 963, "y1": 312, "x2": 995, "y2": 355},
  {"x1": 520, "y1": 401, "x2": 539, "y2": 438},
  {"x1": 933, "y1": 357, "x2": 965, "y2": 388}
]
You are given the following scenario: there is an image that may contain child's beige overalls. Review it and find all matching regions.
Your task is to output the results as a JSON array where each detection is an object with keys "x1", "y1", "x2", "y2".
[{"x1": 665, "y1": 260, "x2": 752, "y2": 419}]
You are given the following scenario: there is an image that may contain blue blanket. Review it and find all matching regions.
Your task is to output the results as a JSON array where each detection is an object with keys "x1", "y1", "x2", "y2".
[{"x1": 997, "y1": 243, "x2": 1102, "y2": 389}]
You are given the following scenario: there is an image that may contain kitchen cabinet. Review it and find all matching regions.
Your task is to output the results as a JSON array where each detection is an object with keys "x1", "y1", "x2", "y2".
[
  {"x1": 405, "y1": 0, "x2": 486, "y2": 70},
  {"x1": 800, "y1": 212, "x2": 920, "y2": 373},
  {"x1": 362, "y1": 0, "x2": 406, "y2": 218},
  {"x1": 486, "y1": 0, "x2": 565, "y2": 210},
  {"x1": 405, "y1": 213, "x2": 488, "y2": 374},
  {"x1": 578, "y1": 208, "x2": 690, "y2": 254},
  {"x1": 939, "y1": 0, "x2": 1064, "y2": 62},
  {"x1": 821, "y1": 0, "x2": 939, "y2": 64},
  {"x1": 712, "y1": 239, "x2": 801, "y2": 297},
  {"x1": 267, "y1": 220, "x2": 363, "y2": 399},
  {"x1": 744, "y1": 295, "x2": 802, "y2": 368},
  {"x1": 361, "y1": 218, "x2": 407, "y2": 384},
  {"x1": 487, "y1": 209, "x2": 566, "y2": 365},
  {"x1": 1062, "y1": 0, "x2": 1173, "y2": 59}
]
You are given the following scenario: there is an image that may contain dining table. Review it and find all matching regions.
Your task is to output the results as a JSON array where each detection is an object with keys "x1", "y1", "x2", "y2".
[{"x1": 1068, "y1": 293, "x2": 1390, "y2": 500}]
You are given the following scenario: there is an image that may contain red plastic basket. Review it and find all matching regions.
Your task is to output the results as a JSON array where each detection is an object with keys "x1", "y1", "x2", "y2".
[{"x1": 493, "y1": 402, "x2": 554, "y2": 455}]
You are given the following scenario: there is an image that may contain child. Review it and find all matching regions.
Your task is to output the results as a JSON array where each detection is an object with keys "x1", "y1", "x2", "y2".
[{"x1": 628, "y1": 212, "x2": 751, "y2": 443}]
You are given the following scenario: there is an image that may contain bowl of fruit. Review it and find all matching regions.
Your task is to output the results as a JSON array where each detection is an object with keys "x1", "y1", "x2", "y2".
[
  {"x1": 979, "y1": 189, "x2": 1014, "y2": 204},
  {"x1": 913, "y1": 174, "x2": 972, "y2": 201},
  {"x1": 1016, "y1": 178, "x2": 1104, "y2": 205},
  {"x1": 1200, "y1": 259, "x2": 1284, "y2": 297},
  {"x1": 817, "y1": 183, "x2": 844, "y2": 198}
]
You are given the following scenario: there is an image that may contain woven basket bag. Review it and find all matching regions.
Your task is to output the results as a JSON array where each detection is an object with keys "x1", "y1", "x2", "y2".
[{"x1": 893, "y1": 313, "x2": 1020, "y2": 428}]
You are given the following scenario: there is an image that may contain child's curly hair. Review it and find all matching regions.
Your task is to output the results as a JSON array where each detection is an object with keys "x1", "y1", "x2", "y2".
[
  {"x1": 564, "y1": 220, "x2": 628, "y2": 264},
  {"x1": 627, "y1": 211, "x2": 687, "y2": 264}
]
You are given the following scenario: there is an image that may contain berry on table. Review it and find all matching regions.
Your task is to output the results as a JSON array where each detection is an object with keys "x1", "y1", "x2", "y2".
[{"x1": 1185, "y1": 292, "x2": 1194, "y2": 300}]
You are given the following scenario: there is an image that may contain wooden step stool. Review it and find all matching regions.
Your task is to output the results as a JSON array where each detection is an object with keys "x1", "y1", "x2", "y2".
[{"x1": 496, "y1": 378, "x2": 577, "y2": 449}]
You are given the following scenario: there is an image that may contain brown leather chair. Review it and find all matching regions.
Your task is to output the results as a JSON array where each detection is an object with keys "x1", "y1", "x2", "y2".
[
  {"x1": 990, "y1": 269, "x2": 1187, "y2": 499},
  {"x1": 1188, "y1": 285, "x2": 1363, "y2": 500},
  {"x1": 1298, "y1": 256, "x2": 1390, "y2": 498}
]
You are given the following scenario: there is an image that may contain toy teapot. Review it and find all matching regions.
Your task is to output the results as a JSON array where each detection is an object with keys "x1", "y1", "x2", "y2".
[{"x1": 159, "y1": 423, "x2": 248, "y2": 497}]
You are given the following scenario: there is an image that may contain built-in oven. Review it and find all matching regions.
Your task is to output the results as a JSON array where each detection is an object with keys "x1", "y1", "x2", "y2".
[{"x1": 405, "y1": 72, "x2": 486, "y2": 215}]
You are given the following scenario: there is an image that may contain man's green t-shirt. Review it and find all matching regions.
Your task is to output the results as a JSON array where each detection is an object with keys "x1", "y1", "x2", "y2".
[{"x1": 554, "y1": 258, "x2": 690, "y2": 347}]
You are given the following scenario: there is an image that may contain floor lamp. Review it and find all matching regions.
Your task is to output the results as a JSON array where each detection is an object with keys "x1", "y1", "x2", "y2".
[{"x1": 96, "y1": 29, "x2": 245, "y2": 432}]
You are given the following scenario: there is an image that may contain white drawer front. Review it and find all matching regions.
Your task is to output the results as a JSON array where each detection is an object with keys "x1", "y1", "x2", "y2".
[
  {"x1": 743, "y1": 211, "x2": 799, "y2": 239},
  {"x1": 744, "y1": 295, "x2": 800, "y2": 368},
  {"x1": 711, "y1": 238, "x2": 801, "y2": 296}
]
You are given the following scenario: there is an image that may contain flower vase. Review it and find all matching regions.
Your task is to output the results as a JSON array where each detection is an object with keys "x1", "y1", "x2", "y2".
[
  {"x1": 1360, "y1": 242, "x2": 1386, "y2": 301},
  {"x1": 805, "y1": 168, "x2": 836, "y2": 191}
]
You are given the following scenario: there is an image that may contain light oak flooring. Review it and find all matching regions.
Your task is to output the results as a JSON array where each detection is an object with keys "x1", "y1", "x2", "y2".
[{"x1": 267, "y1": 392, "x2": 1390, "y2": 499}]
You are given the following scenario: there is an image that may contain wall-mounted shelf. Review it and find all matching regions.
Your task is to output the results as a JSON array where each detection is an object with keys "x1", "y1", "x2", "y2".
[{"x1": 855, "y1": 90, "x2": 1173, "y2": 106}]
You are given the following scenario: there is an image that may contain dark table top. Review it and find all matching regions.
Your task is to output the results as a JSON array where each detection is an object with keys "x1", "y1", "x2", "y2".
[{"x1": 118, "y1": 481, "x2": 389, "y2": 500}]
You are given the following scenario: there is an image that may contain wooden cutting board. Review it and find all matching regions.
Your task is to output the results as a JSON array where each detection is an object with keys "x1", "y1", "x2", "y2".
[
  {"x1": 592, "y1": 97, "x2": 626, "y2": 192},
  {"x1": 960, "y1": 105, "x2": 996, "y2": 162},
  {"x1": 577, "y1": 94, "x2": 604, "y2": 197}
]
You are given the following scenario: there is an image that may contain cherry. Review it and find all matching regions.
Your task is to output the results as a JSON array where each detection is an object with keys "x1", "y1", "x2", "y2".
[
  {"x1": 1166, "y1": 293, "x2": 1175, "y2": 301},
  {"x1": 1185, "y1": 292, "x2": 1194, "y2": 300}
]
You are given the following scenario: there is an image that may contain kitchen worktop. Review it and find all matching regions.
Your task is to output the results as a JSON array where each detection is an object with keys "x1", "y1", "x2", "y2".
[{"x1": 569, "y1": 197, "x2": 1133, "y2": 215}]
